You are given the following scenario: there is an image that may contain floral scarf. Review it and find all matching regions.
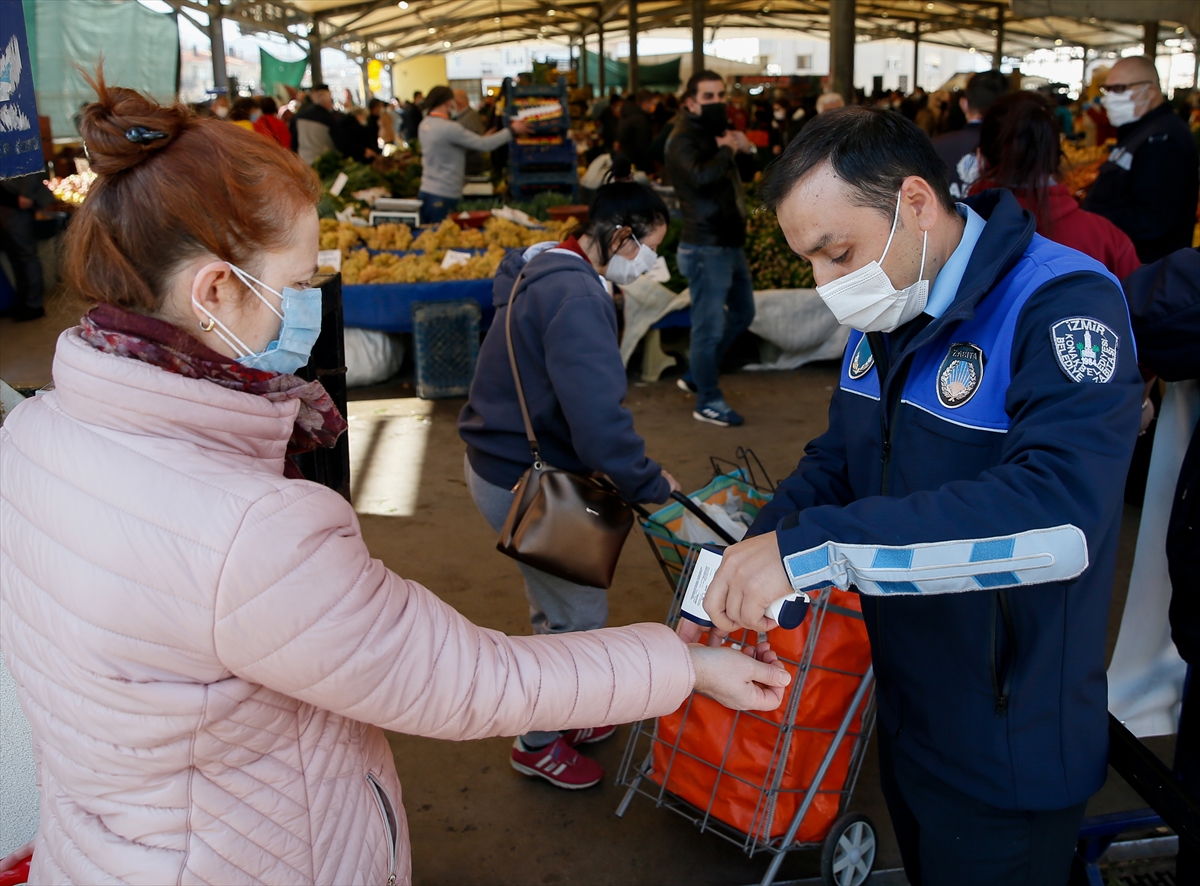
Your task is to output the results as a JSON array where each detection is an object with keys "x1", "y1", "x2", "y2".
[{"x1": 79, "y1": 304, "x2": 347, "y2": 478}]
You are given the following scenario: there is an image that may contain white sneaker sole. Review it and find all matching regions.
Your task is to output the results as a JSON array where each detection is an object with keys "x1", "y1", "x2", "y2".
[
  {"x1": 693, "y1": 410, "x2": 734, "y2": 427},
  {"x1": 676, "y1": 378, "x2": 696, "y2": 394},
  {"x1": 510, "y1": 758, "x2": 603, "y2": 790}
]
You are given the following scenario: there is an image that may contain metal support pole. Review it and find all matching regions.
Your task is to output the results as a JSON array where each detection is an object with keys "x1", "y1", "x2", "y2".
[
  {"x1": 627, "y1": 0, "x2": 639, "y2": 93},
  {"x1": 309, "y1": 16, "x2": 323, "y2": 86},
  {"x1": 1142, "y1": 21, "x2": 1158, "y2": 60},
  {"x1": 691, "y1": 0, "x2": 705, "y2": 82},
  {"x1": 995, "y1": 4, "x2": 1005, "y2": 68},
  {"x1": 580, "y1": 26, "x2": 589, "y2": 88},
  {"x1": 598, "y1": 6, "x2": 606, "y2": 94},
  {"x1": 360, "y1": 59, "x2": 372, "y2": 102},
  {"x1": 912, "y1": 22, "x2": 920, "y2": 92},
  {"x1": 828, "y1": 0, "x2": 855, "y2": 101},
  {"x1": 209, "y1": 1, "x2": 228, "y2": 92}
]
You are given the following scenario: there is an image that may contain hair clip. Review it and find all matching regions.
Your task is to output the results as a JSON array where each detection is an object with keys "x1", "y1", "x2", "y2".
[{"x1": 125, "y1": 126, "x2": 168, "y2": 144}]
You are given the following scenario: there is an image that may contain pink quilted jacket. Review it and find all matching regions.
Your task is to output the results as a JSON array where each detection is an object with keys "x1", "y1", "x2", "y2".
[{"x1": 0, "y1": 329, "x2": 695, "y2": 885}]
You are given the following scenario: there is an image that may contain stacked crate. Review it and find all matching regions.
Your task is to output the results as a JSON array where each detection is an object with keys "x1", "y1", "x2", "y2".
[{"x1": 504, "y1": 81, "x2": 577, "y2": 201}]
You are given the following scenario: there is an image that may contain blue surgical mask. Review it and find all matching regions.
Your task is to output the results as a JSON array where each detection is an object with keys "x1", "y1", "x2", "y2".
[{"x1": 192, "y1": 264, "x2": 322, "y2": 375}]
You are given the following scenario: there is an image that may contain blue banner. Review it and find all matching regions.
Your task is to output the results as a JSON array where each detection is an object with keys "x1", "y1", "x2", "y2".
[{"x1": 0, "y1": 0, "x2": 43, "y2": 179}]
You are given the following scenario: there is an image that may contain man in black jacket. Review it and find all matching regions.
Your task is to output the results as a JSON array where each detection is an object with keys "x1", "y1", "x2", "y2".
[
  {"x1": 1122, "y1": 247, "x2": 1200, "y2": 883},
  {"x1": 1083, "y1": 57, "x2": 1199, "y2": 263},
  {"x1": 617, "y1": 90, "x2": 659, "y2": 174},
  {"x1": 665, "y1": 71, "x2": 759, "y2": 427},
  {"x1": 0, "y1": 174, "x2": 54, "y2": 322}
]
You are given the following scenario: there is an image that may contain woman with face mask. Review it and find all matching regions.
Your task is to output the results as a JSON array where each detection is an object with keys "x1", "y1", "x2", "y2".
[
  {"x1": 0, "y1": 78, "x2": 789, "y2": 885},
  {"x1": 459, "y1": 183, "x2": 690, "y2": 789}
]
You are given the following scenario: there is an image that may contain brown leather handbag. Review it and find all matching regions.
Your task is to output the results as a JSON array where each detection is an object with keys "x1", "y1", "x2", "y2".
[{"x1": 496, "y1": 271, "x2": 636, "y2": 589}]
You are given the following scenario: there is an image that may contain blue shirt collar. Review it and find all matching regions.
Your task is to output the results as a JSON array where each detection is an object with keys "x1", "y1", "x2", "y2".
[{"x1": 923, "y1": 204, "x2": 986, "y2": 319}]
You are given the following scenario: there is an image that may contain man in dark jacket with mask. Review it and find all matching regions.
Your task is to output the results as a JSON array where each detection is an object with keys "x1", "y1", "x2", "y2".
[
  {"x1": 1083, "y1": 56, "x2": 1199, "y2": 263},
  {"x1": 665, "y1": 71, "x2": 759, "y2": 427},
  {"x1": 687, "y1": 107, "x2": 1143, "y2": 885}
]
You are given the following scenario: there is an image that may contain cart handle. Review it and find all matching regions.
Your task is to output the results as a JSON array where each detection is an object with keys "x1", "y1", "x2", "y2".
[{"x1": 669, "y1": 491, "x2": 739, "y2": 545}]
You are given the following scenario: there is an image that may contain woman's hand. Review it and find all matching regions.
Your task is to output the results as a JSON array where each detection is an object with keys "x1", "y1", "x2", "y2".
[
  {"x1": 687, "y1": 641, "x2": 791, "y2": 711},
  {"x1": 0, "y1": 840, "x2": 33, "y2": 873},
  {"x1": 661, "y1": 470, "x2": 682, "y2": 495}
]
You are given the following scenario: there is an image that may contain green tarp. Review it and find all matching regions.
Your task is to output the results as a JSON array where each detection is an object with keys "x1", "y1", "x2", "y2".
[
  {"x1": 581, "y1": 50, "x2": 681, "y2": 92},
  {"x1": 259, "y1": 48, "x2": 307, "y2": 96},
  {"x1": 22, "y1": 0, "x2": 179, "y2": 138}
]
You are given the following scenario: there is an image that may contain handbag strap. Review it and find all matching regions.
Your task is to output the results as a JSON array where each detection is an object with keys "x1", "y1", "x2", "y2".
[{"x1": 504, "y1": 270, "x2": 542, "y2": 464}]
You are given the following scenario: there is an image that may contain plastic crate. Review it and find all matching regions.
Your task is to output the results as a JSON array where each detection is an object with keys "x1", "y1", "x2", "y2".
[
  {"x1": 411, "y1": 299, "x2": 481, "y2": 399},
  {"x1": 511, "y1": 140, "x2": 577, "y2": 170}
]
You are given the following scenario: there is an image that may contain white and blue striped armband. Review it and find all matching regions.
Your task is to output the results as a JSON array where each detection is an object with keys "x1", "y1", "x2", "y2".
[{"x1": 781, "y1": 525, "x2": 1089, "y2": 596}]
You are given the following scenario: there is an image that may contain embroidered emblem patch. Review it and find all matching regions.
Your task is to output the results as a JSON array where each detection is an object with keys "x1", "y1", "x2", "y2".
[
  {"x1": 848, "y1": 335, "x2": 874, "y2": 380},
  {"x1": 937, "y1": 343, "x2": 985, "y2": 408},
  {"x1": 1051, "y1": 317, "x2": 1119, "y2": 383}
]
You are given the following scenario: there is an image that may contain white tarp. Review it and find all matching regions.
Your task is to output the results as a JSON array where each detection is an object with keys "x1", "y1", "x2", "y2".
[
  {"x1": 345, "y1": 327, "x2": 405, "y2": 388},
  {"x1": 1108, "y1": 380, "x2": 1200, "y2": 737},
  {"x1": 745, "y1": 288, "x2": 851, "y2": 371}
]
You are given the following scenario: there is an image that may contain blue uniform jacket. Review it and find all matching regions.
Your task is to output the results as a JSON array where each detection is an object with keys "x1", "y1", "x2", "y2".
[
  {"x1": 750, "y1": 189, "x2": 1143, "y2": 810},
  {"x1": 458, "y1": 246, "x2": 671, "y2": 505}
]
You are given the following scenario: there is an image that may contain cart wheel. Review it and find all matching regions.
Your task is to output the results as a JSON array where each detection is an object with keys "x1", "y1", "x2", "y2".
[{"x1": 820, "y1": 813, "x2": 876, "y2": 886}]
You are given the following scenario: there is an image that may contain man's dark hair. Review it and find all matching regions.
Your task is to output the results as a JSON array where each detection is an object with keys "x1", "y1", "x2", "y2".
[
  {"x1": 311, "y1": 84, "x2": 330, "y2": 93},
  {"x1": 413, "y1": 90, "x2": 424, "y2": 100},
  {"x1": 368, "y1": 98, "x2": 384, "y2": 112},
  {"x1": 761, "y1": 106, "x2": 955, "y2": 216},
  {"x1": 684, "y1": 70, "x2": 724, "y2": 99},
  {"x1": 580, "y1": 181, "x2": 669, "y2": 264},
  {"x1": 964, "y1": 69, "x2": 1009, "y2": 115},
  {"x1": 423, "y1": 86, "x2": 454, "y2": 111}
]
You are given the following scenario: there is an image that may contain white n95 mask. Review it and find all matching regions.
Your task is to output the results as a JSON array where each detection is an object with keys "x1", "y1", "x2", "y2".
[
  {"x1": 815, "y1": 190, "x2": 929, "y2": 333},
  {"x1": 1102, "y1": 91, "x2": 1141, "y2": 128},
  {"x1": 605, "y1": 233, "x2": 658, "y2": 285}
]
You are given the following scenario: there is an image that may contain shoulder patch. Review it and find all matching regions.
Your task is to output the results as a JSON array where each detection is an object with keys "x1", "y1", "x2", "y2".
[
  {"x1": 848, "y1": 336, "x2": 874, "y2": 380},
  {"x1": 1051, "y1": 317, "x2": 1119, "y2": 383},
  {"x1": 937, "y1": 343, "x2": 985, "y2": 408}
]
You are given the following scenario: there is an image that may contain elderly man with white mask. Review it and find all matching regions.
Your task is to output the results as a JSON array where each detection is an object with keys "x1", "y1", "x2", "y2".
[
  {"x1": 1083, "y1": 55, "x2": 1199, "y2": 263},
  {"x1": 681, "y1": 107, "x2": 1145, "y2": 886}
]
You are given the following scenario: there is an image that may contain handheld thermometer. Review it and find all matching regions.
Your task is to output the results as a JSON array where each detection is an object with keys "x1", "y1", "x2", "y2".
[{"x1": 679, "y1": 546, "x2": 811, "y2": 630}]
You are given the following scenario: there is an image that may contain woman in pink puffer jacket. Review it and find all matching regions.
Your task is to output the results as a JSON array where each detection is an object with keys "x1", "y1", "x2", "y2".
[{"x1": 0, "y1": 80, "x2": 789, "y2": 885}]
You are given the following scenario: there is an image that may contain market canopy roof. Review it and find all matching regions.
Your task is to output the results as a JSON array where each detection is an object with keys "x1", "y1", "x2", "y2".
[{"x1": 184, "y1": 0, "x2": 1196, "y2": 62}]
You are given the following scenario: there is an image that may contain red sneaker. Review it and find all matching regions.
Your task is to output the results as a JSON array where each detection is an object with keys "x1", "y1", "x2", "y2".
[
  {"x1": 562, "y1": 725, "x2": 616, "y2": 747},
  {"x1": 510, "y1": 736, "x2": 603, "y2": 789}
]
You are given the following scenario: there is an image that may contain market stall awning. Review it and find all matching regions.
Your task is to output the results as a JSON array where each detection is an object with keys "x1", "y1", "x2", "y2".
[{"x1": 180, "y1": 0, "x2": 1196, "y2": 67}]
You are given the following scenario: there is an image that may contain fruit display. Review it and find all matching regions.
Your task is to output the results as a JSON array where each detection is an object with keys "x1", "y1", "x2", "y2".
[
  {"x1": 743, "y1": 205, "x2": 816, "y2": 291},
  {"x1": 1060, "y1": 138, "x2": 1113, "y2": 199},
  {"x1": 44, "y1": 171, "x2": 96, "y2": 206},
  {"x1": 341, "y1": 245, "x2": 508, "y2": 285},
  {"x1": 321, "y1": 217, "x2": 577, "y2": 285}
]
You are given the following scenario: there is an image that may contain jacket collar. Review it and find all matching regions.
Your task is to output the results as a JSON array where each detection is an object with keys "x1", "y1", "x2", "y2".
[
  {"x1": 51, "y1": 328, "x2": 298, "y2": 466},
  {"x1": 892, "y1": 188, "x2": 1036, "y2": 360},
  {"x1": 1116, "y1": 101, "x2": 1172, "y2": 139}
]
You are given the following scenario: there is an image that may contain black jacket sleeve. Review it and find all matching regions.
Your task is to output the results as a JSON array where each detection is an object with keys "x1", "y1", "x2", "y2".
[{"x1": 1123, "y1": 247, "x2": 1200, "y2": 381}]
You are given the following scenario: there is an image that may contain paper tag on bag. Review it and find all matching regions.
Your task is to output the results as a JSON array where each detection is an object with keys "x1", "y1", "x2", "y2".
[
  {"x1": 679, "y1": 546, "x2": 812, "y2": 630},
  {"x1": 317, "y1": 249, "x2": 342, "y2": 272},
  {"x1": 680, "y1": 547, "x2": 725, "y2": 628}
]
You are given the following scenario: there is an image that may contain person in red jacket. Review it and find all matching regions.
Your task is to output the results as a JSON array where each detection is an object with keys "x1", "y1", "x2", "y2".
[
  {"x1": 253, "y1": 96, "x2": 292, "y2": 151},
  {"x1": 970, "y1": 91, "x2": 1140, "y2": 280}
]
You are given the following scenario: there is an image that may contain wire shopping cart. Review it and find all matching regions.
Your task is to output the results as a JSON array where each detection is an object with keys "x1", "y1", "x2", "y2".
[{"x1": 618, "y1": 453, "x2": 879, "y2": 886}]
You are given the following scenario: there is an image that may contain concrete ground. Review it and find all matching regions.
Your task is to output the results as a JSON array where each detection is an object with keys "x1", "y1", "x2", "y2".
[{"x1": 0, "y1": 302, "x2": 1177, "y2": 885}]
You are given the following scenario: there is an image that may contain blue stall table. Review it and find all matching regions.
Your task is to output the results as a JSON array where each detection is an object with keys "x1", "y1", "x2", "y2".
[{"x1": 342, "y1": 279, "x2": 496, "y2": 333}]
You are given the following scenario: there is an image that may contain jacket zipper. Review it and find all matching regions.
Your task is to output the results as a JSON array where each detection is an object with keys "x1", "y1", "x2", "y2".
[
  {"x1": 366, "y1": 773, "x2": 399, "y2": 886},
  {"x1": 990, "y1": 591, "x2": 1017, "y2": 716}
]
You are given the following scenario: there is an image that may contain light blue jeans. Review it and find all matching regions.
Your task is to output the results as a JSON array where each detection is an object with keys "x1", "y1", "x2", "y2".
[
  {"x1": 464, "y1": 454, "x2": 609, "y2": 746},
  {"x1": 676, "y1": 244, "x2": 756, "y2": 405}
]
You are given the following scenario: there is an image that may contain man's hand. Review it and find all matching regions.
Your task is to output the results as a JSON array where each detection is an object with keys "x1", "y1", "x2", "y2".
[
  {"x1": 703, "y1": 531, "x2": 794, "y2": 633},
  {"x1": 687, "y1": 641, "x2": 791, "y2": 711},
  {"x1": 732, "y1": 131, "x2": 757, "y2": 154},
  {"x1": 715, "y1": 130, "x2": 738, "y2": 151},
  {"x1": 509, "y1": 119, "x2": 531, "y2": 137},
  {"x1": 17, "y1": 195, "x2": 34, "y2": 210}
]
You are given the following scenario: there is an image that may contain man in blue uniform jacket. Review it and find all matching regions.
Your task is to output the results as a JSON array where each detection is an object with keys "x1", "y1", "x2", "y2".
[{"x1": 685, "y1": 108, "x2": 1143, "y2": 885}]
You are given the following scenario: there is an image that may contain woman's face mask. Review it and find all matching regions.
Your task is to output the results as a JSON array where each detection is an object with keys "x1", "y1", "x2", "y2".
[
  {"x1": 604, "y1": 232, "x2": 658, "y2": 284},
  {"x1": 814, "y1": 190, "x2": 929, "y2": 333},
  {"x1": 193, "y1": 264, "x2": 322, "y2": 374}
]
